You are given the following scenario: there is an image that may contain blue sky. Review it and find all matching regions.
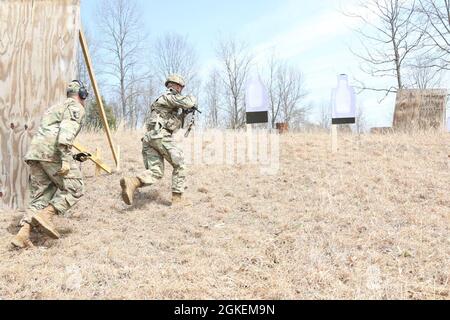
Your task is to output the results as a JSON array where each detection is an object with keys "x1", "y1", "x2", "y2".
[{"x1": 80, "y1": 0, "x2": 448, "y2": 128}]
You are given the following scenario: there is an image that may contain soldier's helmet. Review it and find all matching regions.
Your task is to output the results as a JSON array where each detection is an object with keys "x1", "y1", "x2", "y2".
[
  {"x1": 67, "y1": 80, "x2": 82, "y2": 96},
  {"x1": 165, "y1": 74, "x2": 186, "y2": 88},
  {"x1": 66, "y1": 80, "x2": 89, "y2": 100}
]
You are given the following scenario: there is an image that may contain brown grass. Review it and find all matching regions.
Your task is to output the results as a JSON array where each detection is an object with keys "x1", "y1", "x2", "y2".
[{"x1": 0, "y1": 130, "x2": 449, "y2": 300}]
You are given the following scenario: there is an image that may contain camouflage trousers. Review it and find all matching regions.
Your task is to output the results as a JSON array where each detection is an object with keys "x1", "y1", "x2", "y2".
[
  {"x1": 138, "y1": 134, "x2": 186, "y2": 194},
  {"x1": 20, "y1": 160, "x2": 84, "y2": 226}
]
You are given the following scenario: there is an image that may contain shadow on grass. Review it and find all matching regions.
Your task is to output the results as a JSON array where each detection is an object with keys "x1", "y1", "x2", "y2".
[{"x1": 123, "y1": 189, "x2": 171, "y2": 212}]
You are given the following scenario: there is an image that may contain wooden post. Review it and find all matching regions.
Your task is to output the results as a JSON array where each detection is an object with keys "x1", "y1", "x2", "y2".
[
  {"x1": 246, "y1": 124, "x2": 256, "y2": 164},
  {"x1": 79, "y1": 29, "x2": 118, "y2": 166},
  {"x1": 331, "y1": 125, "x2": 338, "y2": 154}
]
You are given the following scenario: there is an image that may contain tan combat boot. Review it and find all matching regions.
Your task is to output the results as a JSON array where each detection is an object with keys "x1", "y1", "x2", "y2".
[
  {"x1": 11, "y1": 223, "x2": 34, "y2": 249},
  {"x1": 32, "y1": 205, "x2": 60, "y2": 239},
  {"x1": 171, "y1": 193, "x2": 193, "y2": 207},
  {"x1": 120, "y1": 177, "x2": 142, "y2": 205}
]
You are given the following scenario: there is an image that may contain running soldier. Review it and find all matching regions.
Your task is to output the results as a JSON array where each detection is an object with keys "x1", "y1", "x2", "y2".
[{"x1": 120, "y1": 74, "x2": 197, "y2": 206}]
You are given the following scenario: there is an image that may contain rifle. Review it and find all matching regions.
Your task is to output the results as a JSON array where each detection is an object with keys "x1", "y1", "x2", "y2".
[{"x1": 184, "y1": 106, "x2": 202, "y2": 137}]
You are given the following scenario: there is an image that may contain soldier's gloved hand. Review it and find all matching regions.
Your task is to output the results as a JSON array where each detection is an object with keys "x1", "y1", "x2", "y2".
[
  {"x1": 55, "y1": 161, "x2": 70, "y2": 177},
  {"x1": 183, "y1": 108, "x2": 193, "y2": 115},
  {"x1": 73, "y1": 152, "x2": 91, "y2": 163}
]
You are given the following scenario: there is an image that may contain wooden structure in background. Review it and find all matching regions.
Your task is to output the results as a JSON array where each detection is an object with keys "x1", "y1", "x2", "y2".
[
  {"x1": 393, "y1": 89, "x2": 448, "y2": 131},
  {"x1": 0, "y1": 0, "x2": 80, "y2": 210},
  {"x1": 276, "y1": 123, "x2": 289, "y2": 134}
]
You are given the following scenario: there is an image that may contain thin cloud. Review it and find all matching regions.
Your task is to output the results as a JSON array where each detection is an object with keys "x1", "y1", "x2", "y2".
[{"x1": 248, "y1": 5, "x2": 367, "y2": 64}]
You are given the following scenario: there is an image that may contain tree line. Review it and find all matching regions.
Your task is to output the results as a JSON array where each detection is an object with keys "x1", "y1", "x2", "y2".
[
  {"x1": 347, "y1": 0, "x2": 449, "y2": 95},
  {"x1": 77, "y1": 0, "x2": 449, "y2": 132}
]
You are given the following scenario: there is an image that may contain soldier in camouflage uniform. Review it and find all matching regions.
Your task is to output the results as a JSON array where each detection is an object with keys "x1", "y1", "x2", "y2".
[
  {"x1": 120, "y1": 74, "x2": 197, "y2": 206},
  {"x1": 11, "y1": 80, "x2": 89, "y2": 249}
]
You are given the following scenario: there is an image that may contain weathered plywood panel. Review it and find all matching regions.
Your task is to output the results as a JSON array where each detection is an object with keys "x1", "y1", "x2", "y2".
[
  {"x1": 393, "y1": 89, "x2": 448, "y2": 131},
  {"x1": 0, "y1": 0, "x2": 80, "y2": 210}
]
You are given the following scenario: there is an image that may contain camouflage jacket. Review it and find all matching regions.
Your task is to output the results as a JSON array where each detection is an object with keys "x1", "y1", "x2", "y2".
[
  {"x1": 145, "y1": 88, "x2": 197, "y2": 139},
  {"x1": 25, "y1": 98, "x2": 85, "y2": 163}
]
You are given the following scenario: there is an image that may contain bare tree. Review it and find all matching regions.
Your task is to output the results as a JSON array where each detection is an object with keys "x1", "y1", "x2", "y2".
[
  {"x1": 204, "y1": 69, "x2": 222, "y2": 128},
  {"x1": 407, "y1": 54, "x2": 443, "y2": 88},
  {"x1": 76, "y1": 29, "x2": 98, "y2": 106},
  {"x1": 346, "y1": 0, "x2": 426, "y2": 96},
  {"x1": 127, "y1": 73, "x2": 156, "y2": 130},
  {"x1": 355, "y1": 104, "x2": 367, "y2": 134},
  {"x1": 260, "y1": 52, "x2": 310, "y2": 129},
  {"x1": 97, "y1": 0, "x2": 147, "y2": 128},
  {"x1": 139, "y1": 77, "x2": 157, "y2": 127},
  {"x1": 318, "y1": 101, "x2": 331, "y2": 130},
  {"x1": 263, "y1": 53, "x2": 282, "y2": 128},
  {"x1": 417, "y1": 0, "x2": 450, "y2": 70},
  {"x1": 151, "y1": 33, "x2": 198, "y2": 90},
  {"x1": 216, "y1": 37, "x2": 253, "y2": 129},
  {"x1": 276, "y1": 63, "x2": 310, "y2": 128}
]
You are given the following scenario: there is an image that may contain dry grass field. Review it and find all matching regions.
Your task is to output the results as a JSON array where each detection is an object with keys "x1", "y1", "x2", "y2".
[{"x1": 0, "y1": 130, "x2": 449, "y2": 300}]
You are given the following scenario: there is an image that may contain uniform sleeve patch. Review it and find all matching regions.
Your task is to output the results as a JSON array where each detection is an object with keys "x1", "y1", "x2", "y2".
[
  {"x1": 71, "y1": 110, "x2": 80, "y2": 121},
  {"x1": 68, "y1": 106, "x2": 83, "y2": 122}
]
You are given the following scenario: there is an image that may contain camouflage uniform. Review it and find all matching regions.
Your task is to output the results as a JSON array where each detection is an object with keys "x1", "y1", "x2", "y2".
[
  {"x1": 21, "y1": 97, "x2": 85, "y2": 225},
  {"x1": 138, "y1": 88, "x2": 197, "y2": 194}
]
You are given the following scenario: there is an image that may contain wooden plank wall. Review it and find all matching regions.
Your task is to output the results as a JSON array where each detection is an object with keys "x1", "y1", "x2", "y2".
[
  {"x1": 393, "y1": 89, "x2": 448, "y2": 131},
  {"x1": 0, "y1": 0, "x2": 80, "y2": 210}
]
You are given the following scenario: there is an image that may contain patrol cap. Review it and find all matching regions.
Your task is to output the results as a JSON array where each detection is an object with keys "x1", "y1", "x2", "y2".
[{"x1": 165, "y1": 74, "x2": 186, "y2": 88}]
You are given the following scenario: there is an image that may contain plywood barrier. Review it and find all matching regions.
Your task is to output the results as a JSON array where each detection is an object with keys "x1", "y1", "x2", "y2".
[
  {"x1": 393, "y1": 89, "x2": 448, "y2": 131},
  {"x1": 0, "y1": 0, "x2": 80, "y2": 210}
]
